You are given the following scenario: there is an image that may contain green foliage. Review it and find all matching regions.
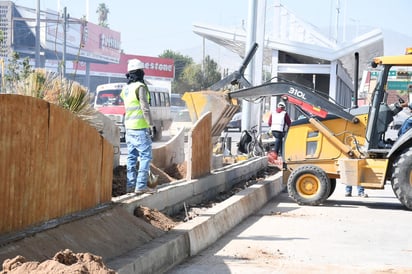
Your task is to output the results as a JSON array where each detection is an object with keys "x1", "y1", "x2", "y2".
[
  {"x1": 2, "y1": 67, "x2": 100, "y2": 130},
  {"x1": 202, "y1": 55, "x2": 221, "y2": 87},
  {"x1": 159, "y1": 50, "x2": 221, "y2": 94},
  {"x1": 179, "y1": 55, "x2": 221, "y2": 91},
  {"x1": 3, "y1": 52, "x2": 34, "y2": 93},
  {"x1": 181, "y1": 63, "x2": 202, "y2": 89},
  {"x1": 159, "y1": 50, "x2": 193, "y2": 80},
  {"x1": 28, "y1": 69, "x2": 100, "y2": 129}
]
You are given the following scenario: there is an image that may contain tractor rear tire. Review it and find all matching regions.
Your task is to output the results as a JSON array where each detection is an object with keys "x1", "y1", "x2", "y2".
[
  {"x1": 391, "y1": 147, "x2": 412, "y2": 210},
  {"x1": 328, "y1": 179, "x2": 337, "y2": 198},
  {"x1": 287, "y1": 165, "x2": 331, "y2": 206}
]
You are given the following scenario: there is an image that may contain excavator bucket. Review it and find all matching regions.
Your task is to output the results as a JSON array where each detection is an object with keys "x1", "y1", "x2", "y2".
[
  {"x1": 182, "y1": 90, "x2": 240, "y2": 142},
  {"x1": 181, "y1": 43, "x2": 259, "y2": 142}
]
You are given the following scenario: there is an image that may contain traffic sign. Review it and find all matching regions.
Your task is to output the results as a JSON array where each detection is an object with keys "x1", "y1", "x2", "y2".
[{"x1": 387, "y1": 81, "x2": 411, "y2": 90}]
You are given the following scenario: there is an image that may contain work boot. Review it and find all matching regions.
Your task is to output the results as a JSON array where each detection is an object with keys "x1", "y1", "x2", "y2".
[
  {"x1": 358, "y1": 192, "x2": 368, "y2": 198},
  {"x1": 345, "y1": 192, "x2": 352, "y2": 197},
  {"x1": 135, "y1": 188, "x2": 157, "y2": 195},
  {"x1": 126, "y1": 186, "x2": 135, "y2": 193}
]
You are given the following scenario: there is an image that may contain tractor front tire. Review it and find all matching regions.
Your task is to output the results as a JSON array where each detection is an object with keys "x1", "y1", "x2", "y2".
[
  {"x1": 287, "y1": 165, "x2": 331, "y2": 206},
  {"x1": 391, "y1": 147, "x2": 412, "y2": 210}
]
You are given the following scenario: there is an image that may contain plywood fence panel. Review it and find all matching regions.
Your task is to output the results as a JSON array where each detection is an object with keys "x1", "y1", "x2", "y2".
[{"x1": 0, "y1": 94, "x2": 113, "y2": 236}]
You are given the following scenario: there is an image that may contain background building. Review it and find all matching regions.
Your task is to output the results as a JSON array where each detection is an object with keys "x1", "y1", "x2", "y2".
[
  {"x1": 0, "y1": 1, "x2": 174, "y2": 94},
  {"x1": 193, "y1": 3, "x2": 384, "y2": 112}
]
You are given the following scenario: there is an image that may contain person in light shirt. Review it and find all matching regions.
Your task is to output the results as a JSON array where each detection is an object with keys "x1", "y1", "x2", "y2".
[{"x1": 267, "y1": 101, "x2": 291, "y2": 157}]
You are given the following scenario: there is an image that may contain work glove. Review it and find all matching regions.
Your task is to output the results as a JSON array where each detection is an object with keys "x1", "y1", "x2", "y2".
[{"x1": 149, "y1": 126, "x2": 157, "y2": 140}]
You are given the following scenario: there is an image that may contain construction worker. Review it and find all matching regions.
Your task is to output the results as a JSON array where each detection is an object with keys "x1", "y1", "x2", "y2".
[
  {"x1": 345, "y1": 185, "x2": 368, "y2": 198},
  {"x1": 268, "y1": 101, "x2": 291, "y2": 158},
  {"x1": 120, "y1": 59, "x2": 157, "y2": 194},
  {"x1": 398, "y1": 103, "x2": 412, "y2": 137}
]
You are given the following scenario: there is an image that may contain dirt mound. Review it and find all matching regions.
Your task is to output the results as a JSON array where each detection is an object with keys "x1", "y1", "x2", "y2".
[
  {"x1": 143, "y1": 166, "x2": 281, "y2": 226},
  {"x1": 134, "y1": 206, "x2": 179, "y2": 231},
  {"x1": 1, "y1": 249, "x2": 115, "y2": 274},
  {"x1": 112, "y1": 162, "x2": 187, "y2": 197}
]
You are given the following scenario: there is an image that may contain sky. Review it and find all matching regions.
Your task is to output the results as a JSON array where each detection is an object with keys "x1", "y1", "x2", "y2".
[{"x1": 14, "y1": 0, "x2": 412, "y2": 69}]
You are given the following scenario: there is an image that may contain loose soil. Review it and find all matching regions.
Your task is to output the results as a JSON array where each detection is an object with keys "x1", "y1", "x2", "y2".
[
  {"x1": 1, "y1": 249, "x2": 115, "y2": 274},
  {"x1": 111, "y1": 162, "x2": 187, "y2": 197},
  {"x1": 113, "y1": 162, "x2": 280, "y2": 231},
  {"x1": 132, "y1": 165, "x2": 280, "y2": 231}
]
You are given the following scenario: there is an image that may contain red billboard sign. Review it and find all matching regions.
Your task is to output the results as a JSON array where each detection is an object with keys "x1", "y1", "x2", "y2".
[
  {"x1": 45, "y1": 10, "x2": 121, "y2": 63},
  {"x1": 130, "y1": 55, "x2": 175, "y2": 78},
  {"x1": 81, "y1": 22, "x2": 121, "y2": 63},
  {"x1": 74, "y1": 53, "x2": 175, "y2": 79}
]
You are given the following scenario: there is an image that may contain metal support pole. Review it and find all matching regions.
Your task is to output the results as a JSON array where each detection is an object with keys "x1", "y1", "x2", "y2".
[{"x1": 242, "y1": 0, "x2": 258, "y2": 132}]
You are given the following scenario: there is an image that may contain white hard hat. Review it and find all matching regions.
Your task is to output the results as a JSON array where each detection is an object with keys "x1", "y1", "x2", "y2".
[
  {"x1": 127, "y1": 59, "x2": 145, "y2": 72},
  {"x1": 278, "y1": 101, "x2": 286, "y2": 108}
]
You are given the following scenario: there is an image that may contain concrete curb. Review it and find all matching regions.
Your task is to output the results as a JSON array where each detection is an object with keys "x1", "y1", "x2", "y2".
[
  {"x1": 115, "y1": 157, "x2": 269, "y2": 217},
  {"x1": 108, "y1": 172, "x2": 283, "y2": 273}
]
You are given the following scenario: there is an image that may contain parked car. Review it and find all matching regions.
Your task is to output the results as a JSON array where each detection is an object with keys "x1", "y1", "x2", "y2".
[
  {"x1": 171, "y1": 93, "x2": 187, "y2": 113},
  {"x1": 170, "y1": 108, "x2": 192, "y2": 139},
  {"x1": 225, "y1": 112, "x2": 242, "y2": 132}
]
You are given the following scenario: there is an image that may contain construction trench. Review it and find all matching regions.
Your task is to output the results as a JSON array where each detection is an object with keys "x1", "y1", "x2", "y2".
[{"x1": 0, "y1": 105, "x2": 284, "y2": 273}]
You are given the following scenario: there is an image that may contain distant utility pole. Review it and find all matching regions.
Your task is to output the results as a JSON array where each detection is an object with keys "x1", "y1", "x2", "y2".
[
  {"x1": 62, "y1": 6, "x2": 67, "y2": 77},
  {"x1": 35, "y1": 0, "x2": 40, "y2": 67},
  {"x1": 86, "y1": 0, "x2": 89, "y2": 20}
]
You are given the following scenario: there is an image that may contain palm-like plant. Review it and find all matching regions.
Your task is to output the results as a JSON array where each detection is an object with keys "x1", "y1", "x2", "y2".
[
  {"x1": 96, "y1": 3, "x2": 109, "y2": 27},
  {"x1": 17, "y1": 69, "x2": 103, "y2": 131}
]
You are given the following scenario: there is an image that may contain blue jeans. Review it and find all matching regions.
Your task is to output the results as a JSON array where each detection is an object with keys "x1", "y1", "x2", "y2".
[
  {"x1": 272, "y1": 130, "x2": 284, "y2": 155},
  {"x1": 125, "y1": 128, "x2": 152, "y2": 191},
  {"x1": 345, "y1": 185, "x2": 364, "y2": 195}
]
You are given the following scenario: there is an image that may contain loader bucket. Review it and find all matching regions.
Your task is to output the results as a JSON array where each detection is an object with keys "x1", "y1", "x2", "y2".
[{"x1": 182, "y1": 90, "x2": 240, "y2": 142}]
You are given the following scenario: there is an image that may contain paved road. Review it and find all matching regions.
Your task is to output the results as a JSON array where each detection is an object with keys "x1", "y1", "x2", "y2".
[{"x1": 167, "y1": 182, "x2": 412, "y2": 274}]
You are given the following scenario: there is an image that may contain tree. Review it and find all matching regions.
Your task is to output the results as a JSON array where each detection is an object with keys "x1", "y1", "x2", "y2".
[
  {"x1": 96, "y1": 3, "x2": 109, "y2": 27},
  {"x1": 159, "y1": 50, "x2": 193, "y2": 81},
  {"x1": 3, "y1": 51, "x2": 33, "y2": 93},
  {"x1": 180, "y1": 63, "x2": 202, "y2": 91},
  {"x1": 180, "y1": 55, "x2": 222, "y2": 91},
  {"x1": 201, "y1": 55, "x2": 221, "y2": 88},
  {"x1": 159, "y1": 50, "x2": 221, "y2": 94},
  {"x1": 159, "y1": 50, "x2": 194, "y2": 94}
]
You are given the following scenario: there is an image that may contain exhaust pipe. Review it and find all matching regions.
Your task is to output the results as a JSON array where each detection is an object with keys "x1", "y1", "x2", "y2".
[{"x1": 353, "y1": 52, "x2": 359, "y2": 108}]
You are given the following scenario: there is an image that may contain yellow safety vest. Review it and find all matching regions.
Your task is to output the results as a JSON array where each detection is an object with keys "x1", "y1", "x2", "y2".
[{"x1": 121, "y1": 82, "x2": 151, "y2": 129}]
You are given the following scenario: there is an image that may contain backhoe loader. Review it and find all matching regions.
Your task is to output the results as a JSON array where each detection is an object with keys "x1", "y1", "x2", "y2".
[{"x1": 183, "y1": 46, "x2": 412, "y2": 210}]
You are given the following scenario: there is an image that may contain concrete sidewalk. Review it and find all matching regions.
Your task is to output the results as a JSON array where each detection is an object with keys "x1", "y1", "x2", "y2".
[{"x1": 107, "y1": 172, "x2": 283, "y2": 274}]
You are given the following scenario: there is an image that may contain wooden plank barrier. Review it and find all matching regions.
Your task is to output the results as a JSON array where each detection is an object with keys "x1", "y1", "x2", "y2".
[
  {"x1": 186, "y1": 112, "x2": 212, "y2": 180},
  {"x1": 0, "y1": 94, "x2": 113, "y2": 236}
]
